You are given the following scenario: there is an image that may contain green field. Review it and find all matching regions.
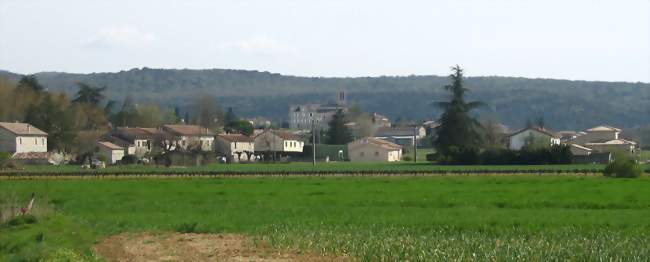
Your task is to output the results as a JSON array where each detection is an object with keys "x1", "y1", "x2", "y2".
[
  {"x1": 3, "y1": 162, "x2": 637, "y2": 177},
  {"x1": 2, "y1": 175, "x2": 650, "y2": 261}
]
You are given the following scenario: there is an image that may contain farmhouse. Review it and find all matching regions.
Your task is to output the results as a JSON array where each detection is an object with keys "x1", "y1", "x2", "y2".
[
  {"x1": 374, "y1": 126, "x2": 426, "y2": 147},
  {"x1": 348, "y1": 137, "x2": 402, "y2": 162},
  {"x1": 97, "y1": 141, "x2": 125, "y2": 164},
  {"x1": 161, "y1": 124, "x2": 215, "y2": 152},
  {"x1": 254, "y1": 130, "x2": 304, "y2": 153},
  {"x1": 570, "y1": 125, "x2": 637, "y2": 154},
  {"x1": 507, "y1": 127, "x2": 561, "y2": 151},
  {"x1": 0, "y1": 122, "x2": 48, "y2": 154},
  {"x1": 216, "y1": 134, "x2": 255, "y2": 162},
  {"x1": 109, "y1": 127, "x2": 160, "y2": 157}
]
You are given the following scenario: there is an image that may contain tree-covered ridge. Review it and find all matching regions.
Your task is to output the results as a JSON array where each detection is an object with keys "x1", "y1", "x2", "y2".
[{"x1": 1, "y1": 68, "x2": 648, "y2": 130}]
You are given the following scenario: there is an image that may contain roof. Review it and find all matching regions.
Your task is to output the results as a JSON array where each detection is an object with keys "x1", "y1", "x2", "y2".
[
  {"x1": 508, "y1": 127, "x2": 561, "y2": 139},
  {"x1": 570, "y1": 143, "x2": 593, "y2": 151},
  {"x1": 162, "y1": 124, "x2": 215, "y2": 136},
  {"x1": 0, "y1": 122, "x2": 47, "y2": 136},
  {"x1": 349, "y1": 137, "x2": 402, "y2": 151},
  {"x1": 115, "y1": 127, "x2": 160, "y2": 139},
  {"x1": 12, "y1": 152, "x2": 49, "y2": 160},
  {"x1": 586, "y1": 125, "x2": 622, "y2": 132},
  {"x1": 256, "y1": 130, "x2": 302, "y2": 141},
  {"x1": 217, "y1": 134, "x2": 254, "y2": 143},
  {"x1": 375, "y1": 126, "x2": 423, "y2": 137},
  {"x1": 585, "y1": 139, "x2": 636, "y2": 146},
  {"x1": 97, "y1": 141, "x2": 124, "y2": 150}
]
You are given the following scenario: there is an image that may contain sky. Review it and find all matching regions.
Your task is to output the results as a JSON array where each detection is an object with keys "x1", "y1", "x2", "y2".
[{"x1": 0, "y1": 0, "x2": 648, "y2": 82}]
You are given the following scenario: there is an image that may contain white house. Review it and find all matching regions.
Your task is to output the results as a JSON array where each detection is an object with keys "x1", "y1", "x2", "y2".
[
  {"x1": 0, "y1": 122, "x2": 48, "y2": 154},
  {"x1": 161, "y1": 124, "x2": 215, "y2": 152},
  {"x1": 569, "y1": 143, "x2": 593, "y2": 156},
  {"x1": 254, "y1": 130, "x2": 304, "y2": 153},
  {"x1": 571, "y1": 125, "x2": 637, "y2": 154},
  {"x1": 216, "y1": 134, "x2": 255, "y2": 162},
  {"x1": 374, "y1": 126, "x2": 426, "y2": 147},
  {"x1": 97, "y1": 141, "x2": 125, "y2": 164},
  {"x1": 507, "y1": 127, "x2": 561, "y2": 151},
  {"x1": 348, "y1": 137, "x2": 402, "y2": 162}
]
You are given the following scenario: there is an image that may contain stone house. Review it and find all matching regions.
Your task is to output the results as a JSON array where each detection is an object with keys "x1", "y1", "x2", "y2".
[
  {"x1": 348, "y1": 137, "x2": 402, "y2": 162},
  {"x1": 0, "y1": 122, "x2": 48, "y2": 154},
  {"x1": 254, "y1": 130, "x2": 304, "y2": 153},
  {"x1": 161, "y1": 124, "x2": 215, "y2": 152},
  {"x1": 97, "y1": 141, "x2": 125, "y2": 164},
  {"x1": 216, "y1": 134, "x2": 255, "y2": 162}
]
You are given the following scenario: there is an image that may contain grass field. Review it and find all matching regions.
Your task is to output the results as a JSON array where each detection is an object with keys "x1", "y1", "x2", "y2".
[
  {"x1": 3, "y1": 162, "x2": 637, "y2": 177},
  {"x1": 2, "y1": 175, "x2": 650, "y2": 261}
]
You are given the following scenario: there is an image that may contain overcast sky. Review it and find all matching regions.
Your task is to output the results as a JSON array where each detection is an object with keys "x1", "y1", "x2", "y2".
[{"x1": 0, "y1": 0, "x2": 648, "y2": 82}]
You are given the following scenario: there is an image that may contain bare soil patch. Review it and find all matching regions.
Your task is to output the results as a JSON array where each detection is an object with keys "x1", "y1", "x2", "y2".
[{"x1": 94, "y1": 232, "x2": 348, "y2": 262}]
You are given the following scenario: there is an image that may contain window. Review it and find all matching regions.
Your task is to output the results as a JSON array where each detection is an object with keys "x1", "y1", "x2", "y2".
[
  {"x1": 375, "y1": 152, "x2": 379, "y2": 156},
  {"x1": 41, "y1": 138, "x2": 45, "y2": 145},
  {"x1": 19, "y1": 138, "x2": 22, "y2": 144},
  {"x1": 234, "y1": 142, "x2": 237, "y2": 149},
  {"x1": 360, "y1": 152, "x2": 365, "y2": 157}
]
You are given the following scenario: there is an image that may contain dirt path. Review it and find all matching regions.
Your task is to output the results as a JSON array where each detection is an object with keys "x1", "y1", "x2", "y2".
[{"x1": 94, "y1": 232, "x2": 348, "y2": 262}]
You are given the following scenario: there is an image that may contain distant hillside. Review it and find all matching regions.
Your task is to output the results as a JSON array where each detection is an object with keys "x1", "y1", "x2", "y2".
[{"x1": 1, "y1": 68, "x2": 649, "y2": 130}]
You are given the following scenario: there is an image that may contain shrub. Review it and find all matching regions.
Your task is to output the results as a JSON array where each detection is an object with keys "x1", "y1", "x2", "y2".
[
  {"x1": 5, "y1": 214, "x2": 38, "y2": 227},
  {"x1": 120, "y1": 155, "x2": 138, "y2": 165},
  {"x1": 402, "y1": 155, "x2": 412, "y2": 161},
  {"x1": 0, "y1": 152, "x2": 12, "y2": 169},
  {"x1": 604, "y1": 152, "x2": 642, "y2": 178},
  {"x1": 174, "y1": 222, "x2": 200, "y2": 233},
  {"x1": 425, "y1": 153, "x2": 436, "y2": 162}
]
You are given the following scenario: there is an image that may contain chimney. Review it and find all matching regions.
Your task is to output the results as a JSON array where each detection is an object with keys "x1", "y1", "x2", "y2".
[{"x1": 27, "y1": 125, "x2": 31, "y2": 133}]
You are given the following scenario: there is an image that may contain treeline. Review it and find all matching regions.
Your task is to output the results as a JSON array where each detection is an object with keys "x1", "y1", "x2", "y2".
[
  {"x1": 1, "y1": 68, "x2": 648, "y2": 130},
  {"x1": 0, "y1": 76, "x2": 236, "y2": 160}
]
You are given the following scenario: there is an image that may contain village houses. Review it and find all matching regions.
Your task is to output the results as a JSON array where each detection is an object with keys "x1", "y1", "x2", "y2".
[
  {"x1": 161, "y1": 124, "x2": 215, "y2": 152},
  {"x1": 254, "y1": 130, "x2": 304, "y2": 153},
  {"x1": 216, "y1": 134, "x2": 255, "y2": 162}
]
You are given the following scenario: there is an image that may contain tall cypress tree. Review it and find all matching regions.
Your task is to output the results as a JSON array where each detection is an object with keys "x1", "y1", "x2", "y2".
[
  {"x1": 433, "y1": 66, "x2": 484, "y2": 156},
  {"x1": 326, "y1": 109, "x2": 353, "y2": 144}
]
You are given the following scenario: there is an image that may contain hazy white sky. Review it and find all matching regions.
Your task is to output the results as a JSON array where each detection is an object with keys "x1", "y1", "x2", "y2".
[{"x1": 0, "y1": 0, "x2": 648, "y2": 82}]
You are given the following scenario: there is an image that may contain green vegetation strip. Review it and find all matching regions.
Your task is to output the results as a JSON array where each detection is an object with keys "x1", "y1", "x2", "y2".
[
  {"x1": 2, "y1": 176, "x2": 650, "y2": 260},
  {"x1": 3, "y1": 162, "x2": 648, "y2": 177}
]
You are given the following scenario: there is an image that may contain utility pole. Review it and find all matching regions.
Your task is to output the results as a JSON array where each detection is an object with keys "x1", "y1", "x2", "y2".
[
  {"x1": 413, "y1": 126, "x2": 417, "y2": 163},
  {"x1": 311, "y1": 113, "x2": 316, "y2": 166}
]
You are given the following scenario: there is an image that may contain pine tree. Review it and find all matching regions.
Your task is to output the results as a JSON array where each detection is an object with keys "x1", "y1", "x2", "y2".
[
  {"x1": 326, "y1": 109, "x2": 352, "y2": 144},
  {"x1": 433, "y1": 65, "x2": 484, "y2": 157}
]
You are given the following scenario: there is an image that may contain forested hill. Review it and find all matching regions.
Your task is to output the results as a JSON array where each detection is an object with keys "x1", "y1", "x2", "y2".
[{"x1": 1, "y1": 68, "x2": 649, "y2": 130}]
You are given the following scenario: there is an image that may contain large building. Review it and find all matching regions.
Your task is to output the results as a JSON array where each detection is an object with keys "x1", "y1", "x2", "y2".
[{"x1": 289, "y1": 91, "x2": 347, "y2": 130}]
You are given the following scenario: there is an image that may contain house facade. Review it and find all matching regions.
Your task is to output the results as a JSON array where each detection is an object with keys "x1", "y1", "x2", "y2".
[
  {"x1": 216, "y1": 134, "x2": 255, "y2": 162},
  {"x1": 161, "y1": 124, "x2": 215, "y2": 151},
  {"x1": 348, "y1": 137, "x2": 402, "y2": 162},
  {"x1": 373, "y1": 126, "x2": 426, "y2": 147},
  {"x1": 0, "y1": 122, "x2": 48, "y2": 154},
  {"x1": 97, "y1": 141, "x2": 125, "y2": 164},
  {"x1": 288, "y1": 91, "x2": 347, "y2": 130},
  {"x1": 109, "y1": 127, "x2": 160, "y2": 157},
  {"x1": 507, "y1": 127, "x2": 561, "y2": 151},
  {"x1": 571, "y1": 125, "x2": 637, "y2": 154},
  {"x1": 254, "y1": 130, "x2": 304, "y2": 153}
]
